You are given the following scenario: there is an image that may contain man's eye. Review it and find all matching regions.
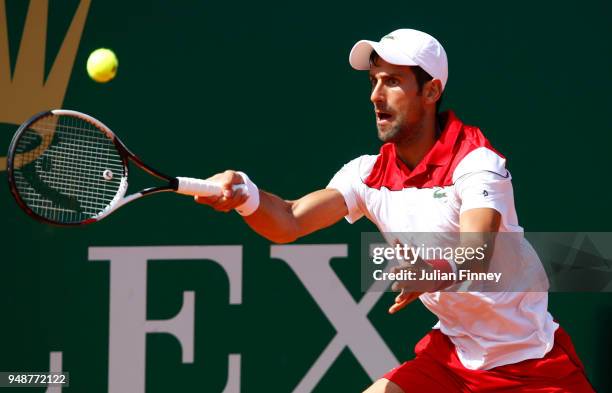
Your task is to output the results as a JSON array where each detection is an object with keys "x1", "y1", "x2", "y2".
[{"x1": 387, "y1": 78, "x2": 399, "y2": 86}]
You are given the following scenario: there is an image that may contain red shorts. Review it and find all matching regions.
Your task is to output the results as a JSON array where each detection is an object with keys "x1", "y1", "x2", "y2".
[{"x1": 383, "y1": 327, "x2": 595, "y2": 392}]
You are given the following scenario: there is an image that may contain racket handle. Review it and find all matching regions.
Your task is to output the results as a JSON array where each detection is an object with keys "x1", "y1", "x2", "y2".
[{"x1": 175, "y1": 177, "x2": 248, "y2": 197}]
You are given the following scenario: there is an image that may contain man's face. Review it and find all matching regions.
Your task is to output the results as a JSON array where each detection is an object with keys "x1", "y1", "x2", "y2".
[{"x1": 369, "y1": 57, "x2": 426, "y2": 143}]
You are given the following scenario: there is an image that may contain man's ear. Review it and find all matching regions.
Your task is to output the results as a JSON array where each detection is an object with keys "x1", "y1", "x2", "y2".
[{"x1": 423, "y1": 79, "x2": 443, "y2": 105}]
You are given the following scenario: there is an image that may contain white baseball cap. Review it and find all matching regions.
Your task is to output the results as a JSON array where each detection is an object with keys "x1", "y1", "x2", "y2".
[{"x1": 349, "y1": 29, "x2": 448, "y2": 90}]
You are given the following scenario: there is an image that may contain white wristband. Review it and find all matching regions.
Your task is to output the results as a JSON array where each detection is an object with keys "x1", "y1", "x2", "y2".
[{"x1": 235, "y1": 172, "x2": 260, "y2": 216}]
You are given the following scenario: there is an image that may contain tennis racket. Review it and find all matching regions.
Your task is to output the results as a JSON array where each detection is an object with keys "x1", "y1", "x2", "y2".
[{"x1": 6, "y1": 109, "x2": 245, "y2": 226}]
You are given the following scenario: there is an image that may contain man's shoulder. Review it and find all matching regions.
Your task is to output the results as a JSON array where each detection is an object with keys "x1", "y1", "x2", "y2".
[
  {"x1": 337, "y1": 154, "x2": 379, "y2": 181},
  {"x1": 446, "y1": 117, "x2": 509, "y2": 183},
  {"x1": 452, "y1": 146, "x2": 508, "y2": 183},
  {"x1": 330, "y1": 154, "x2": 378, "y2": 186}
]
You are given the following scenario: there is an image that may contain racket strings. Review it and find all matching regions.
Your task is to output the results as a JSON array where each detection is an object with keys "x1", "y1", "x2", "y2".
[{"x1": 12, "y1": 114, "x2": 125, "y2": 223}]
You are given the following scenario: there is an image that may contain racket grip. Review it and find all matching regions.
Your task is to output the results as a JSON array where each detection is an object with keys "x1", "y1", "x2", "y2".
[{"x1": 176, "y1": 177, "x2": 248, "y2": 197}]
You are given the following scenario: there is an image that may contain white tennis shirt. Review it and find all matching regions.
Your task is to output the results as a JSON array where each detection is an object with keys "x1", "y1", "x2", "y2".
[{"x1": 327, "y1": 111, "x2": 558, "y2": 370}]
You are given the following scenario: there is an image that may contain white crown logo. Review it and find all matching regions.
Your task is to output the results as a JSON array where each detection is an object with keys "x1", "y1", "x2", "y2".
[{"x1": 0, "y1": 0, "x2": 91, "y2": 171}]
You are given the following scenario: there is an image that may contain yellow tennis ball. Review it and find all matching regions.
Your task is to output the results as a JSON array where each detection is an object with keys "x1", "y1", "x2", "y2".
[{"x1": 87, "y1": 48, "x2": 118, "y2": 83}]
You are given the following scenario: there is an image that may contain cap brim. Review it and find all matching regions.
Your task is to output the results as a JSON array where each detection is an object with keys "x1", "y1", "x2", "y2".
[{"x1": 349, "y1": 40, "x2": 419, "y2": 70}]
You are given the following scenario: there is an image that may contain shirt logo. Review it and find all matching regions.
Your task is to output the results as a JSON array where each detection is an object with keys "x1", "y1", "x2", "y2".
[
  {"x1": 433, "y1": 188, "x2": 447, "y2": 199},
  {"x1": 483, "y1": 190, "x2": 489, "y2": 197}
]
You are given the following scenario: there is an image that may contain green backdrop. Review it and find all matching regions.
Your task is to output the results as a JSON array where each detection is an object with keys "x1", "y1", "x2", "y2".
[{"x1": 1, "y1": 0, "x2": 611, "y2": 392}]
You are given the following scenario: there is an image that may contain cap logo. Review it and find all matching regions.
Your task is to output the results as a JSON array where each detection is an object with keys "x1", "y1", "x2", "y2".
[{"x1": 381, "y1": 34, "x2": 395, "y2": 41}]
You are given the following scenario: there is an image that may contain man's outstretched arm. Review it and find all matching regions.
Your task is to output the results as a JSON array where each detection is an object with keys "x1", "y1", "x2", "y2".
[{"x1": 194, "y1": 170, "x2": 348, "y2": 244}]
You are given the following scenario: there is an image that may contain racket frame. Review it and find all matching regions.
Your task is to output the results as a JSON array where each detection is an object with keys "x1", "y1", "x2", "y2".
[{"x1": 7, "y1": 110, "x2": 179, "y2": 226}]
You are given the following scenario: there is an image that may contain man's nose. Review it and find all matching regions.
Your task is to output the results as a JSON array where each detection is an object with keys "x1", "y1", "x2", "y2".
[{"x1": 370, "y1": 81, "x2": 385, "y2": 105}]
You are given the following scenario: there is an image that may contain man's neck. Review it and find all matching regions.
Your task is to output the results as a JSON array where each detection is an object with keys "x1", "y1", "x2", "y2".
[{"x1": 395, "y1": 114, "x2": 438, "y2": 170}]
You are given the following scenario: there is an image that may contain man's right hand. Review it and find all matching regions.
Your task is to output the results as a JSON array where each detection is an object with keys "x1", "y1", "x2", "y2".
[{"x1": 194, "y1": 170, "x2": 249, "y2": 212}]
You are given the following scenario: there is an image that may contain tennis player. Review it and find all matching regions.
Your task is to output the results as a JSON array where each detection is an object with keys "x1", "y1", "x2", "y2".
[{"x1": 195, "y1": 29, "x2": 594, "y2": 392}]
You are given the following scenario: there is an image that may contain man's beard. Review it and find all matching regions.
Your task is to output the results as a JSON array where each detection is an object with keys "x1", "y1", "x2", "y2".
[
  {"x1": 377, "y1": 116, "x2": 420, "y2": 144},
  {"x1": 377, "y1": 122, "x2": 403, "y2": 143}
]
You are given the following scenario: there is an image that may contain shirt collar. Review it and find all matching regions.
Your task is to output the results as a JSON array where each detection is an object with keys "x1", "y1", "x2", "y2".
[
  {"x1": 417, "y1": 110, "x2": 463, "y2": 166},
  {"x1": 389, "y1": 110, "x2": 463, "y2": 176}
]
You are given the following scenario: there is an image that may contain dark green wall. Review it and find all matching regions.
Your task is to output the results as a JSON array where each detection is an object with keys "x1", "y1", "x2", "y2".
[{"x1": 1, "y1": 0, "x2": 610, "y2": 391}]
